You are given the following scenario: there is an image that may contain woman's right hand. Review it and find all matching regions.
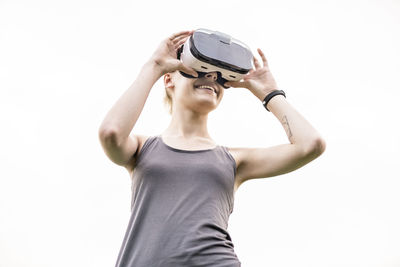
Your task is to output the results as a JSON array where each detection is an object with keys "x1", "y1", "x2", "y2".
[{"x1": 149, "y1": 30, "x2": 198, "y2": 77}]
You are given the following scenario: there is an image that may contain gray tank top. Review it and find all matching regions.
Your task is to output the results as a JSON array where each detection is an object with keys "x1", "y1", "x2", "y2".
[{"x1": 115, "y1": 135, "x2": 241, "y2": 267}]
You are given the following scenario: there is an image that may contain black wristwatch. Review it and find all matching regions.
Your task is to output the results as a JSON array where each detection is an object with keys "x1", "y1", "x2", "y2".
[{"x1": 262, "y1": 90, "x2": 286, "y2": 111}]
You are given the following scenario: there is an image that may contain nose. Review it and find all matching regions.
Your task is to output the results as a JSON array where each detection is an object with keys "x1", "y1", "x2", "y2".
[{"x1": 205, "y1": 72, "x2": 218, "y2": 81}]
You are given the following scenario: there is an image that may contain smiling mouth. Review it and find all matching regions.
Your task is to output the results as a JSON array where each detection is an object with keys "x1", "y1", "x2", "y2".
[{"x1": 194, "y1": 85, "x2": 217, "y2": 95}]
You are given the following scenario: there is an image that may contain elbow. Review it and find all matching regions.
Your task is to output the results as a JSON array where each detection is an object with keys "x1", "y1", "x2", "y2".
[
  {"x1": 98, "y1": 126, "x2": 120, "y2": 146},
  {"x1": 303, "y1": 136, "x2": 327, "y2": 158},
  {"x1": 314, "y1": 137, "x2": 327, "y2": 156}
]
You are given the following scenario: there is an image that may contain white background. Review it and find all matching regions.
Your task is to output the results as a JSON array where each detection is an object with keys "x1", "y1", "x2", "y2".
[{"x1": 1, "y1": 0, "x2": 399, "y2": 266}]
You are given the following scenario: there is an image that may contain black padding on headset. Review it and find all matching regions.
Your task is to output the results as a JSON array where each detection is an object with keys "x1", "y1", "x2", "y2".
[
  {"x1": 178, "y1": 71, "x2": 230, "y2": 89},
  {"x1": 177, "y1": 45, "x2": 230, "y2": 89},
  {"x1": 177, "y1": 45, "x2": 184, "y2": 60}
]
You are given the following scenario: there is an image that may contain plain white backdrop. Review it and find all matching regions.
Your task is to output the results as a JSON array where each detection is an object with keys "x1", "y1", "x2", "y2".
[{"x1": 1, "y1": 0, "x2": 399, "y2": 266}]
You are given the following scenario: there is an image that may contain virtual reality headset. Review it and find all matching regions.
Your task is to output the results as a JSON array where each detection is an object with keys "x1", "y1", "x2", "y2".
[{"x1": 177, "y1": 28, "x2": 253, "y2": 89}]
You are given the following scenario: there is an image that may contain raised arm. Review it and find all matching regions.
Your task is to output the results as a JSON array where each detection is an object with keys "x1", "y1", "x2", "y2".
[
  {"x1": 225, "y1": 48, "x2": 326, "y2": 188},
  {"x1": 98, "y1": 30, "x2": 198, "y2": 171}
]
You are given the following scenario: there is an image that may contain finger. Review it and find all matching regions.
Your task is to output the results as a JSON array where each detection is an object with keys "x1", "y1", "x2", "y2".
[
  {"x1": 253, "y1": 56, "x2": 261, "y2": 69},
  {"x1": 177, "y1": 62, "x2": 198, "y2": 77},
  {"x1": 174, "y1": 36, "x2": 190, "y2": 49},
  {"x1": 243, "y1": 72, "x2": 252, "y2": 80},
  {"x1": 224, "y1": 80, "x2": 243, "y2": 88},
  {"x1": 173, "y1": 34, "x2": 190, "y2": 45},
  {"x1": 173, "y1": 30, "x2": 193, "y2": 40},
  {"x1": 257, "y1": 48, "x2": 268, "y2": 67},
  {"x1": 169, "y1": 30, "x2": 193, "y2": 41}
]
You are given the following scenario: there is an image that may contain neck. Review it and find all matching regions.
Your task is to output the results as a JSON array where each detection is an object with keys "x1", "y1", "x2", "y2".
[{"x1": 163, "y1": 108, "x2": 211, "y2": 139}]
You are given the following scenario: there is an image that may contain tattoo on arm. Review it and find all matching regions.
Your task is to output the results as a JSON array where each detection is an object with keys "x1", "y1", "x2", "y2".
[{"x1": 282, "y1": 115, "x2": 293, "y2": 138}]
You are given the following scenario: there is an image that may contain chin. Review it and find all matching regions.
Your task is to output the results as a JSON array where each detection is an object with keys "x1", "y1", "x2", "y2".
[{"x1": 191, "y1": 100, "x2": 218, "y2": 114}]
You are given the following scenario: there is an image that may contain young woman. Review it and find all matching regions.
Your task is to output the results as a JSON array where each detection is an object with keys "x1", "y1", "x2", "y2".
[{"x1": 99, "y1": 30, "x2": 326, "y2": 267}]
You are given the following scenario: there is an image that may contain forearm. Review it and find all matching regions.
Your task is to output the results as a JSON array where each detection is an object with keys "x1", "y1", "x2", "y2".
[
  {"x1": 99, "y1": 60, "x2": 163, "y2": 144},
  {"x1": 267, "y1": 95, "x2": 326, "y2": 152}
]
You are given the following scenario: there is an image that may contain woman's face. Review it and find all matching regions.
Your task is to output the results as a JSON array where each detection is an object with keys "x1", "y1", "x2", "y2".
[{"x1": 165, "y1": 71, "x2": 225, "y2": 114}]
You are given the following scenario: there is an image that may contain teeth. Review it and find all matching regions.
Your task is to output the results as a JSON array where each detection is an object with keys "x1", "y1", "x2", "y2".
[{"x1": 196, "y1": 85, "x2": 216, "y2": 94}]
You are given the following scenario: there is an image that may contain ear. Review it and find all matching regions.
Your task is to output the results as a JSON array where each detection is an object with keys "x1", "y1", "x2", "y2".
[
  {"x1": 164, "y1": 72, "x2": 175, "y2": 88},
  {"x1": 164, "y1": 72, "x2": 175, "y2": 91}
]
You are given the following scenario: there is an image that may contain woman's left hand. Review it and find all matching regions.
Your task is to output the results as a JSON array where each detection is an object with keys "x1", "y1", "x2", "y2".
[{"x1": 224, "y1": 48, "x2": 279, "y2": 101}]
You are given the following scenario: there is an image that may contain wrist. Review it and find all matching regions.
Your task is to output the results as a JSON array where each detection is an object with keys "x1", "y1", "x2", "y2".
[
  {"x1": 136, "y1": 60, "x2": 165, "y2": 86},
  {"x1": 266, "y1": 94, "x2": 286, "y2": 111},
  {"x1": 253, "y1": 87, "x2": 279, "y2": 102},
  {"x1": 144, "y1": 58, "x2": 165, "y2": 78},
  {"x1": 262, "y1": 90, "x2": 286, "y2": 111}
]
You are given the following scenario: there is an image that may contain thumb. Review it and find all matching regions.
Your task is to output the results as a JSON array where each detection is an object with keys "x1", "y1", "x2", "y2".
[
  {"x1": 177, "y1": 63, "x2": 198, "y2": 77},
  {"x1": 224, "y1": 80, "x2": 243, "y2": 88}
]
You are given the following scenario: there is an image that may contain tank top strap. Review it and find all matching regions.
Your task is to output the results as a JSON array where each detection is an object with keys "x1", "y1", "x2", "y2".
[
  {"x1": 219, "y1": 145, "x2": 237, "y2": 177},
  {"x1": 135, "y1": 135, "x2": 159, "y2": 164},
  {"x1": 136, "y1": 135, "x2": 237, "y2": 177}
]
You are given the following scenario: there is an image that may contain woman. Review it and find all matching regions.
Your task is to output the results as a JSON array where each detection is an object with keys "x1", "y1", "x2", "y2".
[{"x1": 98, "y1": 30, "x2": 326, "y2": 267}]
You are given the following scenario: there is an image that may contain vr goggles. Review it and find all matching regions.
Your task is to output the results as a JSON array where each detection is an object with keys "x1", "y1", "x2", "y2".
[{"x1": 177, "y1": 28, "x2": 253, "y2": 89}]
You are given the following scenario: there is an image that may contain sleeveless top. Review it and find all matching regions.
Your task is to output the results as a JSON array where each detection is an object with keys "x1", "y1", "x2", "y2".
[{"x1": 115, "y1": 135, "x2": 241, "y2": 267}]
